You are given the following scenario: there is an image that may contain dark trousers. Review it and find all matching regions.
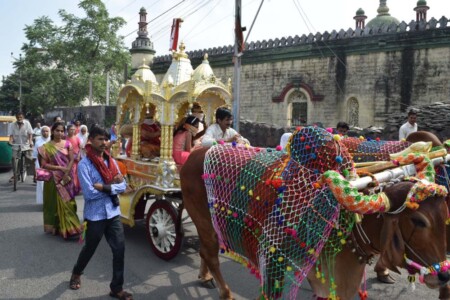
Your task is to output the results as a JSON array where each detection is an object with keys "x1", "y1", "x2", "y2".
[{"x1": 72, "y1": 216, "x2": 125, "y2": 293}]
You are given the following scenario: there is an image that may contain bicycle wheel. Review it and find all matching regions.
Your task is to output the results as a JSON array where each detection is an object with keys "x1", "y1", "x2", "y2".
[
  {"x1": 20, "y1": 155, "x2": 27, "y2": 182},
  {"x1": 12, "y1": 158, "x2": 18, "y2": 191}
]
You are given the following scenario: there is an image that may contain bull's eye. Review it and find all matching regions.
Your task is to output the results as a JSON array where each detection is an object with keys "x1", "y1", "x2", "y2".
[{"x1": 411, "y1": 217, "x2": 427, "y2": 228}]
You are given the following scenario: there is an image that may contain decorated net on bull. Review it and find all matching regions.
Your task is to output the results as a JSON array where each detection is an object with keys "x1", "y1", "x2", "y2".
[
  {"x1": 203, "y1": 127, "x2": 355, "y2": 299},
  {"x1": 341, "y1": 137, "x2": 410, "y2": 163}
]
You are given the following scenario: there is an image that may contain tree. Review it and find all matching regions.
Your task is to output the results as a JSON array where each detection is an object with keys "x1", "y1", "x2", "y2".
[{"x1": 13, "y1": 0, "x2": 130, "y2": 115}]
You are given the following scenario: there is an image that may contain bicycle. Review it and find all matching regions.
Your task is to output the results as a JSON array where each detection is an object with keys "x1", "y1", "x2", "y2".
[{"x1": 9, "y1": 144, "x2": 29, "y2": 191}]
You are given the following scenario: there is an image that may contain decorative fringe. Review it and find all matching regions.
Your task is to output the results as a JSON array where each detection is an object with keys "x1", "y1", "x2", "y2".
[
  {"x1": 407, "y1": 274, "x2": 416, "y2": 292},
  {"x1": 78, "y1": 221, "x2": 87, "y2": 244}
]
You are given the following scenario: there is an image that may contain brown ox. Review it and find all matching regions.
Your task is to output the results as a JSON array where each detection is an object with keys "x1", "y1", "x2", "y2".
[{"x1": 181, "y1": 146, "x2": 449, "y2": 299}]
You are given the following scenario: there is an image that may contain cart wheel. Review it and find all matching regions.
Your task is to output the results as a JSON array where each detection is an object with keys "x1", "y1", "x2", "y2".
[{"x1": 146, "y1": 200, "x2": 183, "y2": 260}]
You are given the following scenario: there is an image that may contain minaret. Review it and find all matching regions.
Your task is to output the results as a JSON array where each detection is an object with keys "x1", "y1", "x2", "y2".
[
  {"x1": 414, "y1": 0, "x2": 429, "y2": 22},
  {"x1": 130, "y1": 8, "x2": 156, "y2": 71},
  {"x1": 354, "y1": 8, "x2": 367, "y2": 29}
]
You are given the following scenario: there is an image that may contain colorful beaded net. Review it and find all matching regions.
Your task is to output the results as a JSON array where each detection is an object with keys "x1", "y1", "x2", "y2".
[
  {"x1": 203, "y1": 127, "x2": 355, "y2": 299},
  {"x1": 202, "y1": 128, "x2": 449, "y2": 299}
]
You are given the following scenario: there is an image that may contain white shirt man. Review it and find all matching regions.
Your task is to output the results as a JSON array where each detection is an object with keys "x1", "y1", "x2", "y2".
[
  {"x1": 8, "y1": 113, "x2": 33, "y2": 153},
  {"x1": 33, "y1": 122, "x2": 42, "y2": 138},
  {"x1": 201, "y1": 107, "x2": 249, "y2": 147},
  {"x1": 399, "y1": 111, "x2": 418, "y2": 140}
]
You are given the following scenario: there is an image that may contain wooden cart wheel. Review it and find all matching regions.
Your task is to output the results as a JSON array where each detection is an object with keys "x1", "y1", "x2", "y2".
[{"x1": 146, "y1": 200, "x2": 183, "y2": 260}]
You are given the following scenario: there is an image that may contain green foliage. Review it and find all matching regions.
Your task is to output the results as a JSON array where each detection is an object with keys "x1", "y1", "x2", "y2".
[{"x1": 1, "y1": 0, "x2": 130, "y2": 115}]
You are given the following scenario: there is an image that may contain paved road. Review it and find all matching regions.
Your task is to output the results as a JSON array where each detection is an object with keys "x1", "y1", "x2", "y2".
[{"x1": 0, "y1": 169, "x2": 442, "y2": 299}]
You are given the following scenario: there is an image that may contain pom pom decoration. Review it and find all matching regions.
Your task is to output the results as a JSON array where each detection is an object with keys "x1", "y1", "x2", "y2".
[
  {"x1": 276, "y1": 145, "x2": 283, "y2": 151},
  {"x1": 407, "y1": 274, "x2": 416, "y2": 292},
  {"x1": 333, "y1": 134, "x2": 341, "y2": 141},
  {"x1": 219, "y1": 140, "x2": 225, "y2": 145},
  {"x1": 326, "y1": 127, "x2": 333, "y2": 133}
]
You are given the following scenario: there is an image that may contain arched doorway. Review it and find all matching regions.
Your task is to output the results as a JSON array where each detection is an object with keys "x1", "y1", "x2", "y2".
[
  {"x1": 286, "y1": 89, "x2": 308, "y2": 127},
  {"x1": 347, "y1": 98, "x2": 359, "y2": 127}
]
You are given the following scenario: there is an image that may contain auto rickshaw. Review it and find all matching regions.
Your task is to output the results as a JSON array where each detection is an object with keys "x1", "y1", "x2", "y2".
[
  {"x1": 0, "y1": 116, "x2": 16, "y2": 171},
  {"x1": 113, "y1": 44, "x2": 232, "y2": 260}
]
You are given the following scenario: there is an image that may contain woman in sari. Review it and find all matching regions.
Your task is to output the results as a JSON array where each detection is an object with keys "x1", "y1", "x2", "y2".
[
  {"x1": 38, "y1": 122, "x2": 82, "y2": 239},
  {"x1": 172, "y1": 116, "x2": 200, "y2": 165}
]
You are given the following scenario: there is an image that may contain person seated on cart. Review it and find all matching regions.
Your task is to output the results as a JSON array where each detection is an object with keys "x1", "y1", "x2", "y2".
[
  {"x1": 172, "y1": 116, "x2": 200, "y2": 165},
  {"x1": 140, "y1": 113, "x2": 161, "y2": 158},
  {"x1": 191, "y1": 103, "x2": 207, "y2": 145},
  {"x1": 201, "y1": 107, "x2": 250, "y2": 147}
]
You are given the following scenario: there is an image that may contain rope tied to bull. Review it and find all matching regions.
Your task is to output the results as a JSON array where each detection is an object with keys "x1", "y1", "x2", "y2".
[{"x1": 405, "y1": 254, "x2": 450, "y2": 291}]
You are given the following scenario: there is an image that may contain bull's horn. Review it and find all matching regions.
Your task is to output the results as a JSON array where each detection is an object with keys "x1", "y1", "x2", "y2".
[
  {"x1": 390, "y1": 141, "x2": 432, "y2": 159},
  {"x1": 405, "y1": 179, "x2": 448, "y2": 210},
  {"x1": 321, "y1": 170, "x2": 390, "y2": 214}
]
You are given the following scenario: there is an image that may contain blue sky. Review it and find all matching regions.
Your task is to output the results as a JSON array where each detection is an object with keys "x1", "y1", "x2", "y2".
[{"x1": 1, "y1": 0, "x2": 449, "y2": 80}]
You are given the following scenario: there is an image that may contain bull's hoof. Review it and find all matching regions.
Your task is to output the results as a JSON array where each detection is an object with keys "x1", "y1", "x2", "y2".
[
  {"x1": 376, "y1": 273, "x2": 396, "y2": 284},
  {"x1": 439, "y1": 284, "x2": 450, "y2": 300},
  {"x1": 198, "y1": 277, "x2": 216, "y2": 289}
]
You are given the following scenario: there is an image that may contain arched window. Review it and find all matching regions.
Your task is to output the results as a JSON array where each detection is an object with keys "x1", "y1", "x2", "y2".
[
  {"x1": 347, "y1": 98, "x2": 359, "y2": 127},
  {"x1": 286, "y1": 89, "x2": 308, "y2": 127}
]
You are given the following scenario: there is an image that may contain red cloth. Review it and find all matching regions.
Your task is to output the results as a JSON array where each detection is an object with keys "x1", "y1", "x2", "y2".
[
  {"x1": 140, "y1": 123, "x2": 161, "y2": 145},
  {"x1": 85, "y1": 144, "x2": 119, "y2": 184}
]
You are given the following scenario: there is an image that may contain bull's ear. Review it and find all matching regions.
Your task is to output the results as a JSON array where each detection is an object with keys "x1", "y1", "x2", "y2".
[{"x1": 379, "y1": 216, "x2": 405, "y2": 274}]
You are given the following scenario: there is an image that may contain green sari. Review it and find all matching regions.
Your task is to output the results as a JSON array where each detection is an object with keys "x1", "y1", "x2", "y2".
[{"x1": 39, "y1": 141, "x2": 82, "y2": 239}]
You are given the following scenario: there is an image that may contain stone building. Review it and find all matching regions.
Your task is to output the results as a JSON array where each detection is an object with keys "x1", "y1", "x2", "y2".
[{"x1": 150, "y1": 0, "x2": 450, "y2": 130}]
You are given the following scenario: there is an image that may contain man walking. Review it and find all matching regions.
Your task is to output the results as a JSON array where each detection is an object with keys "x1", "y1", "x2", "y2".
[
  {"x1": 70, "y1": 125, "x2": 132, "y2": 300},
  {"x1": 399, "y1": 110, "x2": 418, "y2": 140}
]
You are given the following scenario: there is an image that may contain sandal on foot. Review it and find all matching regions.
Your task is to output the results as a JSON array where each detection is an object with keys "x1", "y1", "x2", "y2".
[
  {"x1": 109, "y1": 290, "x2": 133, "y2": 300},
  {"x1": 376, "y1": 273, "x2": 396, "y2": 284},
  {"x1": 198, "y1": 276, "x2": 216, "y2": 289},
  {"x1": 69, "y1": 274, "x2": 81, "y2": 290}
]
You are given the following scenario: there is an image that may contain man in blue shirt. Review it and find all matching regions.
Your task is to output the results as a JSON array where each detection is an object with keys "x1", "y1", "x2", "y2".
[{"x1": 70, "y1": 125, "x2": 132, "y2": 300}]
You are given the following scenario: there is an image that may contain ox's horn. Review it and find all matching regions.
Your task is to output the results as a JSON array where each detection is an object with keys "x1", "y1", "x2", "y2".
[
  {"x1": 320, "y1": 170, "x2": 390, "y2": 214},
  {"x1": 404, "y1": 179, "x2": 448, "y2": 210},
  {"x1": 389, "y1": 141, "x2": 432, "y2": 159}
]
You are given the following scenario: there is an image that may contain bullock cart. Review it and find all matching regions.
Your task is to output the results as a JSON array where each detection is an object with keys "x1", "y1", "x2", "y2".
[{"x1": 112, "y1": 46, "x2": 232, "y2": 260}]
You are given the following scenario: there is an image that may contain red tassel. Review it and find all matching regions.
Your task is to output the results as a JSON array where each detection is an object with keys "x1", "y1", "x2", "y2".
[{"x1": 358, "y1": 289, "x2": 368, "y2": 300}]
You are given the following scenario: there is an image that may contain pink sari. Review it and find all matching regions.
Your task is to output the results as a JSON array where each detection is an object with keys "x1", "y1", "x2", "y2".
[
  {"x1": 38, "y1": 141, "x2": 81, "y2": 238},
  {"x1": 67, "y1": 136, "x2": 81, "y2": 190}
]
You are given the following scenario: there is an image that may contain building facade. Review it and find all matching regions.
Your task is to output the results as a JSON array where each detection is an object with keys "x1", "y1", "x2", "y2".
[{"x1": 151, "y1": 2, "x2": 450, "y2": 129}]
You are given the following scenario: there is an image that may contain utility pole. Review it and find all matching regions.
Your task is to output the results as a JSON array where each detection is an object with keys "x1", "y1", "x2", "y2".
[
  {"x1": 106, "y1": 72, "x2": 110, "y2": 106},
  {"x1": 10, "y1": 53, "x2": 22, "y2": 111},
  {"x1": 233, "y1": 0, "x2": 243, "y2": 132},
  {"x1": 19, "y1": 57, "x2": 22, "y2": 112}
]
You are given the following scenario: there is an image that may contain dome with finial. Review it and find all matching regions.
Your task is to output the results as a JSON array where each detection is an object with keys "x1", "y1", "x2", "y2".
[
  {"x1": 417, "y1": 0, "x2": 427, "y2": 6},
  {"x1": 366, "y1": 0, "x2": 399, "y2": 28},
  {"x1": 131, "y1": 59, "x2": 158, "y2": 85},
  {"x1": 161, "y1": 42, "x2": 194, "y2": 88},
  {"x1": 356, "y1": 8, "x2": 365, "y2": 16},
  {"x1": 192, "y1": 53, "x2": 214, "y2": 82}
]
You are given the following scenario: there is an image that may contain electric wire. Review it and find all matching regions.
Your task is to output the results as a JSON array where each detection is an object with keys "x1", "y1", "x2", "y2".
[
  {"x1": 150, "y1": 0, "x2": 211, "y2": 43},
  {"x1": 183, "y1": 0, "x2": 222, "y2": 39},
  {"x1": 291, "y1": 0, "x2": 412, "y2": 110}
]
